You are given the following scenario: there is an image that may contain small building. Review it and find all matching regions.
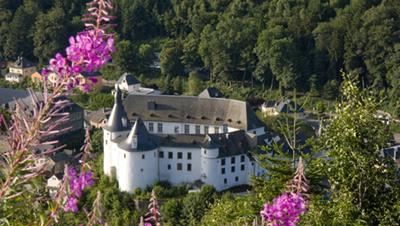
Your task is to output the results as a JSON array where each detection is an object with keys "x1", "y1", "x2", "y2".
[
  {"x1": 117, "y1": 72, "x2": 141, "y2": 93},
  {"x1": 116, "y1": 72, "x2": 160, "y2": 95},
  {"x1": 261, "y1": 99, "x2": 305, "y2": 118},
  {"x1": 4, "y1": 56, "x2": 36, "y2": 83},
  {"x1": 47, "y1": 173, "x2": 63, "y2": 199},
  {"x1": 383, "y1": 144, "x2": 400, "y2": 167},
  {"x1": 84, "y1": 108, "x2": 111, "y2": 128},
  {"x1": 198, "y1": 87, "x2": 224, "y2": 98}
]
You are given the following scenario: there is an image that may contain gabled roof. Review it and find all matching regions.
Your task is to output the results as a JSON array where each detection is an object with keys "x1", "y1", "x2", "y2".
[
  {"x1": 275, "y1": 99, "x2": 304, "y2": 113},
  {"x1": 104, "y1": 86, "x2": 130, "y2": 132},
  {"x1": 202, "y1": 130, "x2": 253, "y2": 158},
  {"x1": 0, "y1": 88, "x2": 31, "y2": 106},
  {"x1": 80, "y1": 71, "x2": 102, "y2": 77},
  {"x1": 117, "y1": 72, "x2": 140, "y2": 85},
  {"x1": 198, "y1": 87, "x2": 224, "y2": 98},
  {"x1": 10, "y1": 57, "x2": 35, "y2": 68},
  {"x1": 123, "y1": 94, "x2": 265, "y2": 131},
  {"x1": 117, "y1": 118, "x2": 158, "y2": 151}
]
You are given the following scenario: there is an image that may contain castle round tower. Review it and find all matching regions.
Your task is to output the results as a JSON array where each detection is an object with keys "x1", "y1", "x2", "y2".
[
  {"x1": 116, "y1": 118, "x2": 159, "y2": 193},
  {"x1": 103, "y1": 86, "x2": 129, "y2": 178},
  {"x1": 201, "y1": 136, "x2": 220, "y2": 188}
]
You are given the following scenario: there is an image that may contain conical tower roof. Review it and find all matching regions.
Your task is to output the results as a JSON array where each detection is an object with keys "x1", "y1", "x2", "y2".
[
  {"x1": 104, "y1": 86, "x2": 129, "y2": 132},
  {"x1": 118, "y1": 118, "x2": 158, "y2": 151}
]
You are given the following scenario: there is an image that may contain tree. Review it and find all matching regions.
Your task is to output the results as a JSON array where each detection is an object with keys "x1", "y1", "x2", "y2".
[
  {"x1": 160, "y1": 40, "x2": 184, "y2": 76},
  {"x1": 304, "y1": 74, "x2": 400, "y2": 225},
  {"x1": 4, "y1": 6, "x2": 33, "y2": 59},
  {"x1": 322, "y1": 80, "x2": 340, "y2": 100},
  {"x1": 113, "y1": 39, "x2": 137, "y2": 73},
  {"x1": 34, "y1": 7, "x2": 68, "y2": 65},
  {"x1": 187, "y1": 71, "x2": 203, "y2": 95},
  {"x1": 161, "y1": 199, "x2": 182, "y2": 226},
  {"x1": 181, "y1": 33, "x2": 201, "y2": 70},
  {"x1": 180, "y1": 185, "x2": 217, "y2": 226}
]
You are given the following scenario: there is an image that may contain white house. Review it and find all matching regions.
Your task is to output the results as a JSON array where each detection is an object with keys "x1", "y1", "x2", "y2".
[
  {"x1": 5, "y1": 56, "x2": 36, "y2": 83},
  {"x1": 103, "y1": 87, "x2": 268, "y2": 193},
  {"x1": 46, "y1": 173, "x2": 63, "y2": 199},
  {"x1": 117, "y1": 72, "x2": 160, "y2": 95}
]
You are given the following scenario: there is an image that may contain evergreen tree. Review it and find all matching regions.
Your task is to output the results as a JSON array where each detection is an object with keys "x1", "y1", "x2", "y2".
[
  {"x1": 34, "y1": 7, "x2": 68, "y2": 66},
  {"x1": 304, "y1": 73, "x2": 400, "y2": 225}
]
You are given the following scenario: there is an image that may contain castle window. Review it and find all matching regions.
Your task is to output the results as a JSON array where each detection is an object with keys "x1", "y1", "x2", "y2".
[
  {"x1": 159, "y1": 151, "x2": 164, "y2": 158},
  {"x1": 241, "y1": 164, "x2": 245, "y2": 171},
  {"x1": 231, "y1": 166, "x2": 235, "y2": 173},
  {"x1": 204, "y1": 150, "x2": 206, "y2": 154},
  {"x1": 142, "y1": 154, "x2": 145, "y2": 159},
  {"x1": 231, "y1": 157, "x2": 235, "y2": 164},
  {"x1": 221, "y1": 168, "x2": 225, "y2": 174},
  {"x1": 214, "y1": 126, "x2": 219, "y2": 134},
  {"x1": 241, "y1": 155, "x2": 245, "y2": 162},
  {"x1": 187, "y1": 163, "x2": 192, "y2": 171},
  {"x1": 204, "y1": 126, "x2": 209, "y2": 134},
  {"x1": 178, "y1": 152, "x2": 182, "y2": 159},
  {"x1": 124, "y1": 154, "x2": 126, "y2": 158},
  {"x1": 177, "y1": 163, "x2": 182, "y2": 171},
  {"x1": 148, "y1": 122, "x2": 154, "y2": 132},
  {"x1": 187, "y1": 152, "x2": 192, "y2": 160},
  {"x1": 105, "y1": 140, "x2": 108, "y2": 145},
  {"x1": 141, "y1": 169, "x2": 143, "y2": 172},
  {"x1": 184, "y1": 124, "x2": 190, "y2": 134},
  {"x1": 221, "y1": 158, "x2": 225, "y2": 166},
  {"x1": 235, "y1": 176, "x2": 239, "y2": 182},
  {"x1": 157, "y1": 123, "x2": 163, "y2": 133},
  {"x1": 168, "y1": 164, "x2": 171, "y2": 170},
  {"x1": 224, "y1": 178, "x2": 227, "y2": 184},
  {"x1": 195, "y1": 125, "x2": 200, "y2": 134},
  {"x1": 174, "y1": 126, "x2": 179, "y2": 133},
  {"x1": 168, "y1": 152, "x2": 173, "y2": 159},
  {"x1": 223, "y1": 124, "x2": 228, "y2": 133}
]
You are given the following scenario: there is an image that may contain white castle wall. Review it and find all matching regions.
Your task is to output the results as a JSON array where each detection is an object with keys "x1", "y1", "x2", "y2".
[
  {"x1": 143, "y1": 121, "x2": 239, "y2": 135},
  {"x1": 158, "y1": 147, "x2": 201, "y2": 185},
  {"x1": 118, "y1": 149, "x2": 158, "y2": 193},
  {"x1": 103, "y1": 130, "x2": 129, "y2": 177}
]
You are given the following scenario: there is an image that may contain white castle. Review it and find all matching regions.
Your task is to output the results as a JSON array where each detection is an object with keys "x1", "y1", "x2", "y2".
[{"x1": 103, "y1": 86, "x2": 269, "y2": 192}]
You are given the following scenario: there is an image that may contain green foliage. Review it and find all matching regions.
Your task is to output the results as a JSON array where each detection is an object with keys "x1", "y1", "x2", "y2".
[
  {"x1": 180, "y1": 185, "x2": 217, "y2": 226},
  {"x1": 33, "y1": 7, "x2": 68, "y2": 66},
  {"x1": 304, "y1": 73, "x2": 400, "y2": 225},
  {"x1": 70, "y1": 89, "x2": 113, "y2": 110},
  {"x1": 161, "y1": 199, "x2": 183, "y2": 226},
  {"x1": 201, "y1": 194, "x2": 260, "y2": 225},
  {"x1": 160, "y1": 40, "x2": 184, "y2": 76},
  {"x1": 187, "y1": 71, "x2": 203, "y2": 95}
]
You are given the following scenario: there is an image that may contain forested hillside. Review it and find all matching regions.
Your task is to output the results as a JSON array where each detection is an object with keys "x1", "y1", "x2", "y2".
[{"x1": 0, "y1": 0, "x2": 399, "y2": 115}]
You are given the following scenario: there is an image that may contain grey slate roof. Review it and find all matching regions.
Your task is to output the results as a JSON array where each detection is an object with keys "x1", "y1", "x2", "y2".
[
  {"x1": 0, "y1": 88, "x2": 31, "y2": 106},
  {"x1": 157, "y1": 134, "x2": 205, "y2": 148},
  {"x1": 118, "y1": 118, "x2": 158, "y2": 151},
  {"x1": 275, "y1": 99, "x2": 304, "y2": 113},
  {"x1": 10, "y1": 57, "x2": 35, "y2": 68},
  {"x1": 117, "y1": 72, "x2": 140, "y2": 85},
  {"x1": 198, "y1": 87, "x2": 224, "y2": 98},
  {"x1": 80, "y1": 71, "x2": 102, "y2": 77},
  {"x1": 104, "y1": 86, "x2": 130, "y2": 132},
  {"x1": 204, "y1": 131, "x2": 252, "y2": 157},
  {"x1": 123, "y1": 94, "x2": 265, "y2": 131}
]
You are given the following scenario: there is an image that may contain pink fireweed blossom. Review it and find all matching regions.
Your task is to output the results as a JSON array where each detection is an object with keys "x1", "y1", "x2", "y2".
[
  {"x1": 260, "y1": 192, "x2": 307, "y2": 226},
  {"x1": 64, "y1": 167, "x2": 94, "y2": 212}
]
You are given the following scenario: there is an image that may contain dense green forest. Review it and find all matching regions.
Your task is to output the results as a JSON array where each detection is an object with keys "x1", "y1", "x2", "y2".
[{"x1": 0, "y1": 0, "x2": 399, "y2": 116}]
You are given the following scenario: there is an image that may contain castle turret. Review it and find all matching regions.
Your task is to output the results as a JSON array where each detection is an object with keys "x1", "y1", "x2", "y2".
[
  {"x1": 103, "y1": 85, "x2": 130, "y2": 177},
  {"x1": 117, "y1": 118, "x2": 159, "y2": 193}
]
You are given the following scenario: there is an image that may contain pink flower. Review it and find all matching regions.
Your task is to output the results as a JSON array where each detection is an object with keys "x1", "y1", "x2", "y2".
[
  {"x1": 64, "y1": 197, "x2": 78, "y2": 213},
  {"x1": 260, "y1": 193, "x2": 307, "y2": 226}
]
